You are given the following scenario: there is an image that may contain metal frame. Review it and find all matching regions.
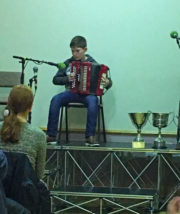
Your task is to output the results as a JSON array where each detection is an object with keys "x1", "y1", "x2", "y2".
[
  {"x1": 46, "y1": 141, "x2": 180, "y2": 212},
  {"x1": 51, "y1": 187, "x2": 156, "y2": 214}
]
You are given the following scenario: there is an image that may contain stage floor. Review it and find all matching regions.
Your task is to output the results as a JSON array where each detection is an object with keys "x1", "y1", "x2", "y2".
[{"x1": 47, "y1": 139, "x2": 180, "y2": 153}]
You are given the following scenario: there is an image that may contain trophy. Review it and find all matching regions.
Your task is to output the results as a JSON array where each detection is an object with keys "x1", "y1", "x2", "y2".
[
  {"x1": 129, "y1": 113, "x2": 150, "y2": 148},
  {"x1": 152, "y1": 113, "x2": 170, "y2": 149}
]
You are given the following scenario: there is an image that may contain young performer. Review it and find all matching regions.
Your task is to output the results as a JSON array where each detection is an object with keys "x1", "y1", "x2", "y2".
[{"x1": 47, "y1": 35, "x2": 112, "y2": 146}]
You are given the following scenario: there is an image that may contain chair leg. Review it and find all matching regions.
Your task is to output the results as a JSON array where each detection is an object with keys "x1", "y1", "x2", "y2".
[
  {"x1": 65, "y1": 106, "x2": 69, "y2": 142},
  {"x1": 58, "y1": 107, "x2": 64, "y2": 143},
  {"x1": 98, "y1": 105, "x2": 101, "y2": 142},
  {"x1": 101, "y1": 106, "x2": 106, "y2": 143}
]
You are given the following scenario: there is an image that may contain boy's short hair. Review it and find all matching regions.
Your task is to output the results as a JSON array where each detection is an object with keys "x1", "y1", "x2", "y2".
[{"x1": 70, "y1": 36, "x2": 87, "y2": 48}]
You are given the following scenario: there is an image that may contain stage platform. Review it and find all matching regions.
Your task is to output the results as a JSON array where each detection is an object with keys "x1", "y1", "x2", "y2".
[
  {"x1": 51, "y1": 186, "x2": 157, "y2": 214},
  {"x1": 45, "y1": 140, "x2": 180, "y2": 213},
  {"x1": 47, "y1": 140, "x2": 179, "y2": 152}
]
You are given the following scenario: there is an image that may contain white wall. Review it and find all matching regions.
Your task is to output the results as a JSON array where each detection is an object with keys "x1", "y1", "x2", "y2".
[{"x1": 1, "y1": 0, "x2": 180, "y2": 134}]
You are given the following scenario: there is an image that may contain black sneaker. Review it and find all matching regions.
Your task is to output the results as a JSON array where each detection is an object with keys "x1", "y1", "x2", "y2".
[
  {"x1": 46, "y1": 135, "x2": 57, "y2": 144},
  {"x1": 85, "y1": 136, "x2": 99, "y2": 147}
]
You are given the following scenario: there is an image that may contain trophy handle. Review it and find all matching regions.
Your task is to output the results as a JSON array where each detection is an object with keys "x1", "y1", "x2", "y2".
[
  {"x1": 168, "y1": 112, "x2": 175, "y2": 126},
  {"x1": 173, "y1": 115, "x2": 179, "y2": 127},
  {"x1": 147, "y1": 110, "x2": 153, "y2": 125}
]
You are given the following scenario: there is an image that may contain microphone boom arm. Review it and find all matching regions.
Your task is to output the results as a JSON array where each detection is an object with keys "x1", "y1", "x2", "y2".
[
  {"x1": 13, "y1": 56, "x2": 63, "y2": 84},
  {"x1": 13, "y1": 56, "x2": 59, "y2": 67}
]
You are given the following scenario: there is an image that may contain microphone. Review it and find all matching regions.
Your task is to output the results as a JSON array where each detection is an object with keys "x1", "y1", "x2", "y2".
[
  {"x1": 57, "y1": 62, "x2": 66, "y2": 69},
  {"x1": 33, "y1": 66, "x2": 38, "y2": 73},
  {"x1": 43, "y1": 61, "x2": 66, "y2": 69},
  {"x1": 170, "y1": 31, "x2": 179, "y2": 39},
  {"x1": 170, "y1": 31, "x2": 180, "y2": 48}
]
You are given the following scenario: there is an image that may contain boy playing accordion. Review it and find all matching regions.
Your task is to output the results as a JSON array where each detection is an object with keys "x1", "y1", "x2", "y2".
[{"x1": 47, "y1": 35, "x2": 112, "y2": 146}]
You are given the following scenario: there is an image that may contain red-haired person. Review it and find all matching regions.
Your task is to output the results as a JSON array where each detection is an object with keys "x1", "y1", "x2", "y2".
[{"x1": 0, "y1": 85, "x2": 46, "y2": 179}]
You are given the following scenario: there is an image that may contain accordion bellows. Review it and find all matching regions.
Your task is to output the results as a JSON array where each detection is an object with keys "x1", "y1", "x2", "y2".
[{"x1": 70, "y1": 61, "x2": 109, "y2": 96}]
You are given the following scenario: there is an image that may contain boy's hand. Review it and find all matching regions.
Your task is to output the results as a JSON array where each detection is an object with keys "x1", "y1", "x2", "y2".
[
  {"x1": 101, "y1": 76, "x2": 109, "y2": 88},
  {"x1": 68, "y1": 72, "x2": 75, "y2": 82},
  {"x1": 167, "y1": 197, "x2": 180, "y2": 214}
]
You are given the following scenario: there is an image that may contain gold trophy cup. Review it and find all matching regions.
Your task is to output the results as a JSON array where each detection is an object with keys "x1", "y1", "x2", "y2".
[{"x1": 129, "y1": 112, "x2": 150, "y2": 148}]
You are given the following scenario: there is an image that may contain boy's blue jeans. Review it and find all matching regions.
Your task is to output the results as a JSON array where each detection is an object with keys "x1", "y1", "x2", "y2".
[{"x1": 47, "y1": 91, "x2": 98, "y2": 137}]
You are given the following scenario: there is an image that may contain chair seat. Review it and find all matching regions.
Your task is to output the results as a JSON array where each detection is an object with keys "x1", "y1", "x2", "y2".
[
  {"x1": 67, "y1": 102, "x2": 103, "y2": 108},
  {"x1": 67, "y1": 103, "x2": 85, "y2": 107}
]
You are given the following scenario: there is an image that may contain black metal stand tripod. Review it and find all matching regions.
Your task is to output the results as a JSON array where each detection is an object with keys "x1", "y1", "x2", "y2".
[
  {"x1": 28, "y1": 67, "x2": 38, "y2": 123},
  {"x1": 176, "y1": 101, "x2": 180, "y2": 149},
  {"x1": 13, "y1": 56, "x2": 26, "y2": 84},
  {"x1": 13, "y1": 55, "x2": 61, "y2": 124}
]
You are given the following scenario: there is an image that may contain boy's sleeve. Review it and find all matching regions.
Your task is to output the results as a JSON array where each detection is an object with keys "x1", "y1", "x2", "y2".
[
  {"x1": 52, "y1": 67, "x2": 69, "y2": 85},
  {"x1": 105, "y1": 77, "x2": 112, "y2": 90}
]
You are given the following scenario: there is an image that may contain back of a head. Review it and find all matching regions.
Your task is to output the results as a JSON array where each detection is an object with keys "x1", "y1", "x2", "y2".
[
  {"x1": 0, "y1": 84, "x2": 33, "y2": 143},
  {"x1": 70, "y1": 35, "x2": 87, "y2": 48},
  {"x1": 8, "y1": 84, "x2": 33, "y2": 114}
]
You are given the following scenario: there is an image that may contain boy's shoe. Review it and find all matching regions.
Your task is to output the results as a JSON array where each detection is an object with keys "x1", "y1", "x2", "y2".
[
  {"x1": 85, "y1": 136, "x2": 100, "y2": 147},
  {"x1": 46, "y1": 135, "x2": 56, "y2": 143},
  {"x1": 86, "y1": 136, "x2": 94, "y2": 143}
]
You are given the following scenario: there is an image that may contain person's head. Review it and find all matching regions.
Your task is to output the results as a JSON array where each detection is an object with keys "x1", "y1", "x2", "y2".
[
  {"x1": 8, "y1": 84, "x2": 33, "y2": 115},
  {"x1": 0, "y1": 84, "x2": 33, "y2": 143},
  {"x1": 70, "y1": 36, "x2": 87, "y2": 61},
  {"x1": 167, "y1": 196, "x2": 180, "y2": 214}
]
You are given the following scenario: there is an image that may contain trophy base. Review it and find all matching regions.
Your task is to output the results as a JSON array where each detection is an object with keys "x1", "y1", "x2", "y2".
[
  {"x1": 132, "y1": 141, "x2": 145, "y2": 149},
  {"x1": 152, "y1": 138, "x2": 167, "y2": 149}
]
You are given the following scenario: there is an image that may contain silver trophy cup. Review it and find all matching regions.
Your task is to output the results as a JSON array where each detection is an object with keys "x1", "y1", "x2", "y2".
[
  {"x1": 152, "y1": 113, "x2": 170, "y2": 149},
  {"x1": 129, "y1": 113, "x2": 150, "y2": 148}
]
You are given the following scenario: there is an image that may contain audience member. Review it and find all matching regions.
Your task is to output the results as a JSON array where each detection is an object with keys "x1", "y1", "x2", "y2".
[
  {"x1": 0, "y1": 150, "x2": 30, "y2": 214},
  {"x1": 167, "y1": 196, "x2": 180, "y2": 214},
  {"x1": 0, "y1": 84, "x2": 46, "y2": 179},
  {"x1": 0, "y1": 149, "x2": 8, "y2": 214}
]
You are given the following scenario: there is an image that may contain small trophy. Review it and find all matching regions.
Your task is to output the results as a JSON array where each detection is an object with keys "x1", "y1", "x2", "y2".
[
  {"x1": 152, "y1": 113, "x2": 170, "y2": 149},
  {"x1": 129, "y1": 113, "x2": 150, "y2": 148}
]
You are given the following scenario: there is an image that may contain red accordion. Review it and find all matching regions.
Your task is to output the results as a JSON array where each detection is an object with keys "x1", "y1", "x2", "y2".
[{"x1": 70, "y1": 61, "x2": 109, "y2": 96}]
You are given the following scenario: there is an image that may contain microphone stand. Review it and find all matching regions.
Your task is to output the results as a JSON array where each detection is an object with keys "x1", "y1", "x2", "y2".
[
  {"x1": 13, "y1": 57, "x2": 26, "y2": 84},
  {"x1": 20, "y1": 58, "x2": 26, "y2": 84},
  {"x1": 13, "y1": 56, "x2": 42, "y2": 85},
  {"x1": 28, "y1": 73, "x2": 38, "y2": 124},
  {"x1": 176, "y1": 101, "x2": 180, "y2": 149},
  {"x1": 13, "y1": 55, "x2": 59, "y2": 124},
  {"x1": 176, "y1": 38, "x2": 180, "y2": 49},
  {"x1": 13, "y1": 55, "x2": 59, "y2": 68}
]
